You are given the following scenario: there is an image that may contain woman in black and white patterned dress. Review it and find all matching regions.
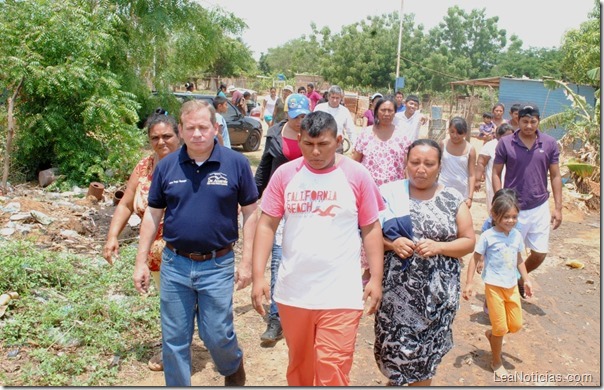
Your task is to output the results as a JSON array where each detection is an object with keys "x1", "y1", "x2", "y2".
[{"x1": 374, "y1": 139, "x2": 475, "y2": 386}]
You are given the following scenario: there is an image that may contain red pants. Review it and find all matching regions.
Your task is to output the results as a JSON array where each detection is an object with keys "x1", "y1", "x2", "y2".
[{"x1": 277, "y1": 303, "x2": 363, "y2": 386}]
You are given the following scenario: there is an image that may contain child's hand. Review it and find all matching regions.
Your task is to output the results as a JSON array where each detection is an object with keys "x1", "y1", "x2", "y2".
[
  {"x1": 476, "y1": 259, "x2": 484, "y2": 274},
  {"x1": 523, "y1": 280, "x2": 534, "y2": 298},
  {"x1": 462, "y1": 284, "x2": 473, "y2": 301}
]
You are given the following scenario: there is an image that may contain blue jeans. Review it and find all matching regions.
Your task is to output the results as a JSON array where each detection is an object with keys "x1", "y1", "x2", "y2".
[
  {"x1": 160, "y1": 247, "x2": 243, "y2": 386},
  {"x1": 269, "y1": 243, "x2": 282, "y2": 319}
]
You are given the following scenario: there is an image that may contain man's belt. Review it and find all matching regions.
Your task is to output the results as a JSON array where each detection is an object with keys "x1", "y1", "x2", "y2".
[{"x1": 165, "y1": 242, "x2": 233, "y2": 261}]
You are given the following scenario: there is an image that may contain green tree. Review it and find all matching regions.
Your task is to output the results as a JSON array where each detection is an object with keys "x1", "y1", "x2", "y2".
[
  {"x1": 428, "y1": 7, "x2": 507, "y2": 78},
  {"x1": 492, "y1": 46, "x2": 564, "y2": 80},
  {"x1": 559, "y1": 0, "x2": 600, "y2": 86},
  {"x1": 0, "y1": 0, "x2": 142, "y2": 185}
]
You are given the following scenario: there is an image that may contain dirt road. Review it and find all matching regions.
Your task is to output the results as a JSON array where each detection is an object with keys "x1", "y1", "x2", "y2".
[{"x1": 118, "y1": 129, "x2": 601, "y2": 387}]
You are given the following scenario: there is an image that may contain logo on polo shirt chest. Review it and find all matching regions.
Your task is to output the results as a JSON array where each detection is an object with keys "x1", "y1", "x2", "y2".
[{"x1": 207, "y1": 172, "x2": 228, "y2": 186}]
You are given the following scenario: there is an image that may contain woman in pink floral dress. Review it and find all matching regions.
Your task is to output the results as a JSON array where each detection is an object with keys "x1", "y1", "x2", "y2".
[
  {"x1": 352, "y1": 96, "x2": 412, "y2": 283},
  {"x1": 103, "y1": 110, "x2": 180, "y2": 371}
]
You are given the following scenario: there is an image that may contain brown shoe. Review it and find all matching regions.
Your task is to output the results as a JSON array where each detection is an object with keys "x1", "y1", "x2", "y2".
[{"x1": 225, "y1": 359, "x2": 246, "y2": 386}]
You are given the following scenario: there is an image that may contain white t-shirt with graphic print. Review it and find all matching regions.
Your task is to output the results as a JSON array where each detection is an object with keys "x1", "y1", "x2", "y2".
[{"x1": 260, "y1": 156, "x2": 384, "y2": 310}]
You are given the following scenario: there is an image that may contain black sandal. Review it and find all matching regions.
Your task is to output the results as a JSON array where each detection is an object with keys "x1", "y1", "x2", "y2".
[{"x1": 518, "y1": 281, "x2": 526, "y2": 299}]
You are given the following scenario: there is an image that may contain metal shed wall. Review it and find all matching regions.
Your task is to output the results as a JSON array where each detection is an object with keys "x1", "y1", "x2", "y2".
[
  {"x1": 498, "y1": 78, "x2": 596, "y2": 140},
  {"x1": 499, "y1": 78, "x2": 596, "y2": 120}
]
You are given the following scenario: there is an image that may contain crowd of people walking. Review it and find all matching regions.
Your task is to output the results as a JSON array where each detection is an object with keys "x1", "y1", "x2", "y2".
[{"x1": 104, "y1": 87, "x2": 562, "y2": 386}]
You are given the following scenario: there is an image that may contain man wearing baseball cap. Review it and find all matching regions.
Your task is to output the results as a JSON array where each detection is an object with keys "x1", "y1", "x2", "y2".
[
  {"x1": 493, "y1": 104, "x2": 563, "y2": 299},
  {"x1": 254, "y1": 93, "x2": 311, "y2": 343}
]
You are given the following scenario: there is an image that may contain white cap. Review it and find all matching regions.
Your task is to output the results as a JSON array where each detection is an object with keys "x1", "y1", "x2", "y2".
[
  {"x1": 371, "y1": 92, "x2": 383, "y2": 100},
  {"x1": 283, "y1": 85, "x2": 294, "y2": 93}
]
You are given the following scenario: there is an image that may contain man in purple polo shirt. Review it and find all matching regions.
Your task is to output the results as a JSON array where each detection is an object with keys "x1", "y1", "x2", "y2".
[
  {"x1": 133, "y1": 99, "x2": 258, "y2": 386},
  {"x1": 492, "y1": 105, "x2": 562, "y2": 298}
]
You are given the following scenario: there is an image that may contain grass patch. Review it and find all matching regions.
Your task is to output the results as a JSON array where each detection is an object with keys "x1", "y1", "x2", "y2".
[{"x1": 0, "y1": 240, "x2": 161, "y2": 386}]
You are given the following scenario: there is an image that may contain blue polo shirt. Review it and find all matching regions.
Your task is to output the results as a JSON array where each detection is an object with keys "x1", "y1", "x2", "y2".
[
  {"x1": 494, "y1": 129, "x2": 559, "y2": 210},
  {"x1": 147, "y1": 141, "x2": 258, "y2": 253}
]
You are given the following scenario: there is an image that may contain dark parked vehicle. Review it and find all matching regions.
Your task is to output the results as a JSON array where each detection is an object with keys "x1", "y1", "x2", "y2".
[{"x1": 173, "y1": 93, "x2": 263, "y2": 152}]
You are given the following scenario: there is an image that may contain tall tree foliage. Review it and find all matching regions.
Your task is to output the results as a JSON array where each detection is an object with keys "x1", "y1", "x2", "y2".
[
  {"x1": 0, "y1": 0, "x2": 142, "y2": 184},
  {"x1": 559, "y1": 0, "x2": 600, "y2": 86},
  {"x1": 0, "y1": 0, "x2": 255, "y2": 185}
]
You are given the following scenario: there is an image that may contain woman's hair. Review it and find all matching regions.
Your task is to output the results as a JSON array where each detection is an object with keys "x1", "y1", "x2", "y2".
[
  {"x1": 490, "y1": 188, "x2": 520, "y2": 227},
  {"x1": 449, "y1": 116, "x2": 468, "y2": 135},
  {"x1": 492, "y1": 102, "x2": 505, "y2": 112},
  {"x1": 406, "y1": 138, "x2": 442, "y2": 164},
  {"x1": 496, "y1": 123, "x2": 514, "y2": 138},
  {"x1": 373, "y1": 96, "x2": 396, "y2": 125},
  {"x1": 145, "y1": 108, "x2": 178, "y2": 137}
]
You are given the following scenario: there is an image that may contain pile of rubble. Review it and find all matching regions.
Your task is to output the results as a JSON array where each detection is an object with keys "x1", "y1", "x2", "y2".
[{"x1": 0, "y1": 183, "x2": 139, "y2": 255}]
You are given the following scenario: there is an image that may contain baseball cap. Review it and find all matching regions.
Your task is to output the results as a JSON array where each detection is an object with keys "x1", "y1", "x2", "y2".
[
  {"x1": 227, "y1": 85, "x2": 236, "y2": 92},
  {"x1": 371, "y1": 92, "x2": 383, "y2": 100},
  {"x1": 287, "y1": 94, "x2": 311, "y2": 119},
  {"x1": 283, "y1": 85, "x2": 294, "y2": 93}
]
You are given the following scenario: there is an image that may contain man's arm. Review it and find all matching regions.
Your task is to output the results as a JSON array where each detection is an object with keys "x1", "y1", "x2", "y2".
[
  {"x1": 360, "y1": 220, "x2": 384, "y2": 315},
  {"x1": 549, "y1": 163, "x2": 563, "y2": 229},
  {"x1": 492, "y1": 163, "x2": 504, "y2": 193},
  {"x1": 344, "y1": 109, "x2": 356, "y2": 143},
  {"x1": 235, "y1": 202, "x2": 258, "y2": 290},
  {"x1": 251, "y1": 211, "x2": 281, "y2": 315},
  {"x1": 133, "y1": 207, "x2": 164, "y2": 294}
]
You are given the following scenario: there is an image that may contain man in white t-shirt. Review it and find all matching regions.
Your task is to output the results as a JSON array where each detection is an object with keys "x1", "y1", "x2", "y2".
[
  {"x1": 394, "y1": 94, "x2": 427, "y2": 142},
  {"x1": 313, "y1": 85, "x2": 356, "y2": 153},
  {"x1": 251, "y1": 111, "x2": 385, "y2": 386}
]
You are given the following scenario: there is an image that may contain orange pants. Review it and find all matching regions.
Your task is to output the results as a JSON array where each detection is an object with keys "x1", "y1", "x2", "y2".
[
  {"x1": 485, "y1": 283, "x2": 523, "y2": 337},
  {"x1": 277, "y1": 303, "x2": 363, "y2": 386}
]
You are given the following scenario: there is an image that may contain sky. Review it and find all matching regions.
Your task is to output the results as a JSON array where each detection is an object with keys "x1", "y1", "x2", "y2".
[{"x1": 198, "y1": 0, "x2": 597, "y2": 60}]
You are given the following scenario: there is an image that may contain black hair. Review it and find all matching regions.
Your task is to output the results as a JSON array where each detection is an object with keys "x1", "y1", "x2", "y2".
[
  {"x1": 373, "y1": 96, "x2": 396, "y2": 125},
  {"x1": 492, "y1": 102, "x2": 505, "y2": 111},
  {"x1": 297, "y1": 86, "x2": 306, "y2": 93},
  {"x1": 449, "y1": 116, "x2": 468, "y2": 135},
  {"x1": 243, "y1": 91, "x2": 251, "y2": 98},
  {"x1": 482, "y1": 112, "x2": 493, "y2": 119},
  {"x1": 510, "y1": 103, "x2": 521, "y2": 113},
  {"x1": 406, "y1": 138, "x2": 442, "y2": 165},
  {"x1": 185, "y1": 82, "x2": 194, "y2": 91},
  {"x1": 300, "y1": 111, "x2": 338, "y2": 138},
  {"x1": 145, "y1": 109, "x2": 178, "y2": 137},
  {"x1": 518, "y1": 104, "x2": 540, "y2": 119},
  {"x1": 496, "y1": 123, "x2": 514, "y2": 138},
  {"x1": 491, "y1": 188, "x2": 520, "y2": 227},
  {"x1": 213, "y1": 96, "x2": 227, "y2": 108},
  {"x1": 405, "y1": 94, "x2": 420, "y2": 105}
]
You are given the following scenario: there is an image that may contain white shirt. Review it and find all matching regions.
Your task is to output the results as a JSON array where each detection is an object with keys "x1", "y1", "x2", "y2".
[
  {"x1": 394, "y1": 110, "x2": 423, "y2": 142},
  {"x1": 264, "y1": 94, "x2": 278, "y2": 116},
  {"x1": 314, "y1": 102, "x2": 355, "y2": 142}
]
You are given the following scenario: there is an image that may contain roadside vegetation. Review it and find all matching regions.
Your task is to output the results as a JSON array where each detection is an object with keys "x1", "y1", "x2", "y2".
[{"x1": 0, "y1": 241, "x2": 160, "y2": 386}]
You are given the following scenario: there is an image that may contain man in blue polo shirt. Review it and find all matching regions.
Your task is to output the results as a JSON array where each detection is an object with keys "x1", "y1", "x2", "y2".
[
  {"x1": 133, "y1": 99, "x2": 258, "y2": 386},
  {"x1": 492, "y1": 105, "x2": 563, "y2": 298}
]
